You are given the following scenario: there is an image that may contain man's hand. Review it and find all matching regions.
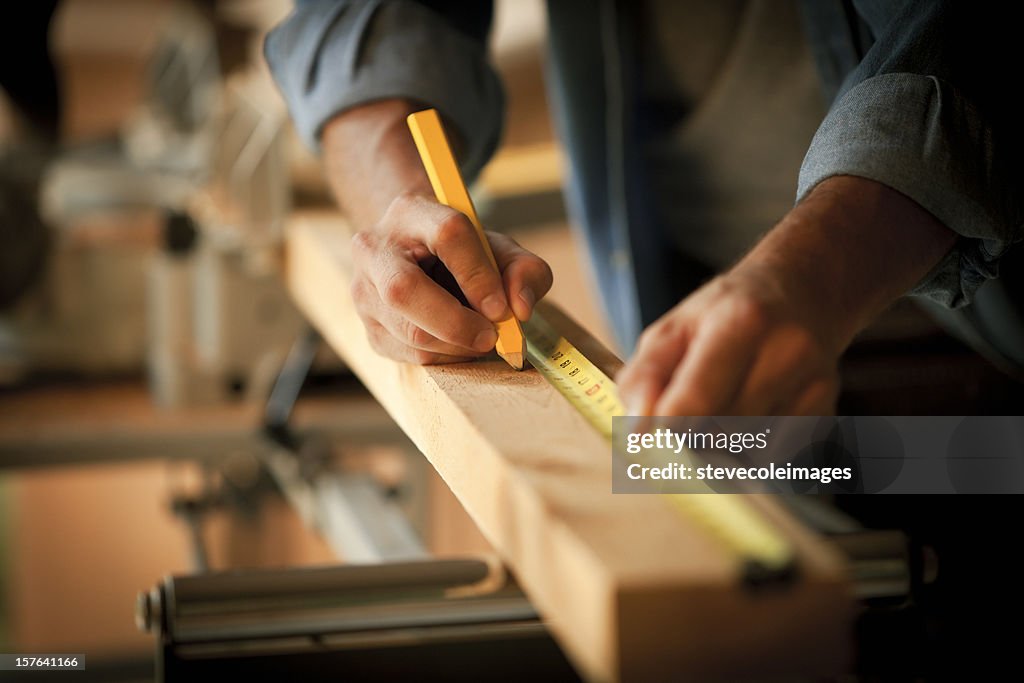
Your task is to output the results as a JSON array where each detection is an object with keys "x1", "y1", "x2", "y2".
[
  {"x1": 322, "y1": 100, "x2": 551, "y2": 365},
  {"x1": 350, "y1": 192, "x2": 551, "y2": 364},
  {"x1": 618, "y1": 175, "x2": 958, "y2": 416},
  {"x1": 617, "y1": 268, "x2": 840, "y2": 416}
]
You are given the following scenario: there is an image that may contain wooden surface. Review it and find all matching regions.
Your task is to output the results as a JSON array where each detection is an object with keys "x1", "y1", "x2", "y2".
[{"x1": 285, "y1": 212, "x2": 854, "y2": 682}]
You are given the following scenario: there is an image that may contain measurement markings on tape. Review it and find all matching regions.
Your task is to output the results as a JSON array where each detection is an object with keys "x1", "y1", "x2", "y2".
[
  {"x1": 524, "y1": 313, "x2": 796, "y2": 585},
  {"x1": 524, "y1": 313, "x2": 623, "y2": 440}
]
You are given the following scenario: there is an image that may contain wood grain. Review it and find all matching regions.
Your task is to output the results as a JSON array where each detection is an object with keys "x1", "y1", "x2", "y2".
[{"x1": 285, "y1": 211, "x2": 853, "y2": 682}]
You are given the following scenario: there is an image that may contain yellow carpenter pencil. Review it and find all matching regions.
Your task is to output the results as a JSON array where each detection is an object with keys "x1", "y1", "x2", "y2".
[{"x1": 407, "y1": 108, "x2": 526, "y2": 370}]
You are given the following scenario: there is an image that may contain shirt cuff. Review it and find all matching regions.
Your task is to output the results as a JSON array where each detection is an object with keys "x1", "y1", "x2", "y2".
[
  {"x1": 797, "y1": 72, "x2": 1021, "y2": 307},
  {"x1": 264, "y1": 0, "x2": 504, "y2": 181}
]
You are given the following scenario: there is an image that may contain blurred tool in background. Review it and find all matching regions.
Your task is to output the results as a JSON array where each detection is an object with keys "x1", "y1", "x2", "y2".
[
  {"x1": 0, "y1": 0, "x2": 309, "y2": 406},
  {"x1": 0, "y1": 0, "x2": 60, "y2": 312}
]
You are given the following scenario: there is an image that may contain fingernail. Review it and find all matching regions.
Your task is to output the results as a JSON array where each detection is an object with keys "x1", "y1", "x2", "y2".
[
  {"x1": 518, "y1": 287, "x2": 536, "y2": 313},
  {"x1": 481, "y1": 294, "x2": 509, "y2": 321},
  {"x1": 474, "y1": 328, "x2": 498, "y2": 352}
]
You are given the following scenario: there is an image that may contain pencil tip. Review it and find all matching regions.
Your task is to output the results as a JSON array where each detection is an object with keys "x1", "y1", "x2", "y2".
[{"x1": 499, "y1": 351, "x2": 525, "y2": 371}]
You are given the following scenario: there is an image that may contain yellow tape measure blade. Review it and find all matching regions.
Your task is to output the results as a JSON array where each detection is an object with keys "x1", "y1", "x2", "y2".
[{"x1": 524, "y1": 312, "x2": 796, "y2": 584}]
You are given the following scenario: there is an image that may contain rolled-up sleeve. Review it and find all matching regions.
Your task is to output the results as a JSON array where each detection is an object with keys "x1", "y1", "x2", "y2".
[
  {"x1": 797, "y1": 1, "x2": 1024, "y2": 308},
  {"x1": 264, "y1": 0, "x2": 504, "y2": 180}
]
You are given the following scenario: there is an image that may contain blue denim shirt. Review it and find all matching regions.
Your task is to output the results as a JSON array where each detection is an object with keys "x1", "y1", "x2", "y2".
[{"x1": 265, "y1": 0, "x2": 1024, "y2": 350}]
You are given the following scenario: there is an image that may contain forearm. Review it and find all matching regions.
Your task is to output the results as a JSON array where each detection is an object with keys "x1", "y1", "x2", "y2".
[
  {"x1": 739, "y1": 174, "x2": 956, "y2": 352},
  {"x1": 321, "y1": 99, "x2": 434, "y2": 231},
  {"x1": 798, "y1": 3, "x2": 1022, "y2": 308},
  {"x1": 618, "y1": 175, "x2": 957, "y2": 416}
]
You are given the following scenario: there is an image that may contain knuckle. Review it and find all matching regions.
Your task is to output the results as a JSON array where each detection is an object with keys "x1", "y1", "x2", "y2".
[
  {"x1": 461, "y1": 264, "x2": 498, "y2": 294},
  {"x1": 390, "y1": 190, "x2": 423, "y2": 214},
  {"x1": 350, "y1": 231, "x2": 375, "y2": 257},
  {"x1": 435, "y1": 212, "x2": 472, "y2": 246},
  {"x1": 725, "y1": 295, "x2": 769, "y2": 334},
  {"x1": 381, "y1": 191, "x2": 426, "y2": 227},
  {"x1": 380, "y1": 270, "x2": 416, "y2": 307},
  {"x1": 396, "y1": 189, "x2": 427, "y2": 205}
]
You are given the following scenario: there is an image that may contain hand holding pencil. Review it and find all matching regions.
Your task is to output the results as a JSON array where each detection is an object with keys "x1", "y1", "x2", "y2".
[
  {"x1": 332, "y1": 100, "x2": 552, "y2": 367},
  {"x1": 407, "y1": 108, "x2": 527, "y2": 369}
]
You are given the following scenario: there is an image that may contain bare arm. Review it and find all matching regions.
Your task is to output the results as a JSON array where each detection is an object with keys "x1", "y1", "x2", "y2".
[{"x1": 322, "y1": 100, "x2": 433, "y2": 230}]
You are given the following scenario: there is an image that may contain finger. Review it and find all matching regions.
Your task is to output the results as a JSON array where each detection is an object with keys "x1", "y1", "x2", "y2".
[
  {"x1": 370, "y1": 303, "x2": 491, "y2": 358},
  {"x1": 408, "y1": 201, "x2": 510, "y2": 323},
  {"x1": 351, "y1": 239, "x2": 493, "y2": 356},
  {"x1": 489, "y1": 232, "x2": 553, "y2": 321},
  {"x1": 617, "y1": 313, "x2": 692, "y2": 416},
  {"x1": 786, "y1": 375, "x2": 840, "y2": 415},
  {"x1": 733, "y1": 326, "x2": 824, "y2": 416},
  {"x1": 364, "y1": 320, "x2": 479, "y2": 365},
  {"x1": 353, "y1": 268, "x2": 484, "y2": 356},
  {"x1": 366, "y1": 242, "x2": 498, "y2": 352},
  {"x1": 654, "y1": 299, "x2": 766, "y2": 416}
]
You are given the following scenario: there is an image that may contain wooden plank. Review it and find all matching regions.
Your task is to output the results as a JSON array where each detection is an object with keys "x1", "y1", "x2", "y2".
[{"x1": 285, "y1": 211, "x2": 853, "y2": 682}]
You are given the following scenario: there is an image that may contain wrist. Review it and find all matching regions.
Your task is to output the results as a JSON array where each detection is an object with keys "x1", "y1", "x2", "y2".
[{"x1": 731, "y1": 175, "x2": 956, "y2": 352}]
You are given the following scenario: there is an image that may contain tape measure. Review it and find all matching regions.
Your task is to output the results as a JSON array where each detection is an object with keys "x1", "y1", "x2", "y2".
[
  {"x1": 524, "y1": 313, "x2": 797, "y2": 585},
  {"x1": 524, "y1": 313, "x2": 622, "y2": 440}
]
